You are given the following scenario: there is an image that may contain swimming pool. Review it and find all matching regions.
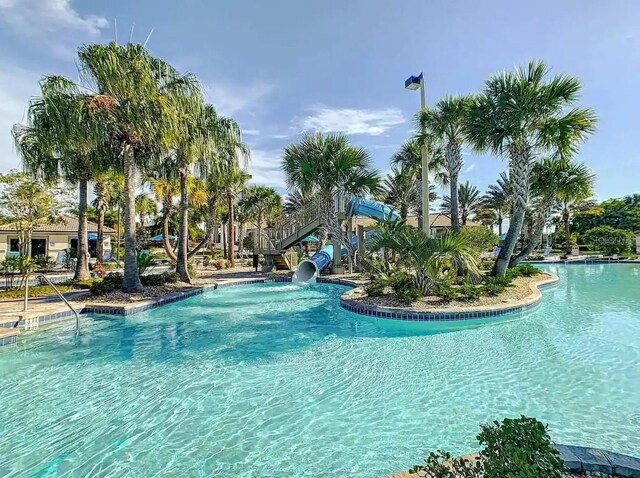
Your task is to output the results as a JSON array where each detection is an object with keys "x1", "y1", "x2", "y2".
[{"x1": 0, "y1": 264, "x2": 639, "y2": 477}]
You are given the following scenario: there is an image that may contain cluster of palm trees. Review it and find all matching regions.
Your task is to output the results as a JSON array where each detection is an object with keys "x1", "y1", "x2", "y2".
[
  {"x1": 12, "y1": 41, "x2": 261, "y2": 291},
  {"x1": 388, "y1": 60, "x2": 596, "y2": 275}
]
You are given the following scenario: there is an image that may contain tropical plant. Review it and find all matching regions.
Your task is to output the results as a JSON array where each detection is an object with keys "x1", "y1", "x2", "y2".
[
  {"x1": 92, "y1": 171, "x2": 122, "y2": 262},
  {"x1": 466, "y1": 60, "x2": 597, "y2": 275},
  {"x1": 417, "y1": 96, "x2": 471, "y2": 232},
  {"x1": 283, "y1": 187, "x2": 312, "y2": 216},
  {"x1": 460, "y1": 226, "x2": 499, "y2": 257},
  {"x1": 572, "y1": 194, "x2": 640, "y2": 234},
  {"x1": 77, "y1": 42, "x2": 199, "y2": 292},
  {"x1": 135, "y1": 193, "x2": 158, "y2": 227},
  {"x1": 221, "y1": 167, "x2": 251, "y2": 267},
  {"x1": 282, "y1": 133, "x2": 379, "y2": 264},
  {"x1": 584, "y1": 226, "x2": 633, "y2": 255},
  {"x1": 244, "y1": 185, "x2": 282, "y2": 250},
  {"x1": 377, "y1": 165, "x2": 420, "y2": 220},
  {"x1": 557, "y1": 164, "x2": 596, "y2": 254},
  {"x1": 480, "y1": 172, "x2": 512, "y2": 236},
  {"x1": 368, "y1": 225, "x2": 479, "y2": 295},
  {"x1": 441, "y1": 181, "x2": 482, "y2": 226}
]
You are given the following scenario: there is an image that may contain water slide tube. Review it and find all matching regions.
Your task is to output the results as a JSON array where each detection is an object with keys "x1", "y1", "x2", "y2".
[{"x1": 293, "y1": 199, "x2": 399, "y2": 282}]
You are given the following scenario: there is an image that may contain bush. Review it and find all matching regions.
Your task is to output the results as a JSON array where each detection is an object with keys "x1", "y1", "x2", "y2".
[
  {"x1": 459, "y1": 283, "x2": 481, "y2": 302},
  {"x1": 32, "y1": 255, "x2": 56, "y2": 272},
  {"x1": 388, "y1": 271, "x2": 421, "y2": 305},
  {"x1": 433, "y1": 281, "x2": 458, "y2": 302},
  {"x1": 93, "y1": 260, "x2": 107, "y2": 278},
  {"x1": 90, "y1": 272, "x2": 123, "y2": 296},
  {"x1": 527, "y1": 254, "x2": 545, "y2": 261},
  {"x1": 512, "y1": 263, "x2": 541, "y2": 277},
  {"x1": 583, "y1": 226, "x2": 634, "y2": 255},
  {"x1": 461, "y1": 226, "x2": 500, "y2": 255},
  {"x1": 364, "y1": 278, "x2": 386, "y2": 297},
  {"x1": 137, "y1": 251, "x2": 156, "y2": 274},
  {"x1": 482, "y1": 282, "x2": 505, "y2": 297},
  {"x1": 411, "y1": 416, "x2": 564, "y2": 478},
  {"x1": 480, "y1": 260, "x2": 495, "y2": 271},
  {"x1": 140, "y1": 271, "x2": 179, "y2": 287}
]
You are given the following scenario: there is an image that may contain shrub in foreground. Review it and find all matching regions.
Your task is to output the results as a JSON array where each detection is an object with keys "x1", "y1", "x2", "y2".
[{"x1": 411, "y1": 416, "x2": 564, "y2": 478}]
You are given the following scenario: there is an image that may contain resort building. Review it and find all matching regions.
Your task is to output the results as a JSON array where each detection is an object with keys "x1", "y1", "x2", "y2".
[
  {"x1": 0, "y1": 214, "x2": 115, "y2": 260},
  {"x1": 351, "y1": 213, "x2": 483, "y2": 234}
]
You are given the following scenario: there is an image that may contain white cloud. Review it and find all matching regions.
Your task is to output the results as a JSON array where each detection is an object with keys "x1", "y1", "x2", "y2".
[
  {"x1": 0, "y1": 65, "x2": 42, "y2": 172},
  {"x1": 205, "y1": 82, "x2": 275, "y2": 117},
  {"x1": 245, "y1": 149, "x2": 285, "y2": 190},
  {"x1": 464, "y1": 163, "x2": 476, "y2": 174},
  {"x1": 299, "y1": 106, "x2": 405, "y2": 136},
  {"x1": 243, "y1": 129, "x2": 261, "y2": 136},
  {"x1": 0, "y1": 0, "x2": 108, "y2": 54}
]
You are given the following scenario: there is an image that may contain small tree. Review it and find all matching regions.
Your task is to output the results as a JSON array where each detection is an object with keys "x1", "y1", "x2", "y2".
[{"x1": 583, "y1": 226, "x2": 633, "y2": 255}]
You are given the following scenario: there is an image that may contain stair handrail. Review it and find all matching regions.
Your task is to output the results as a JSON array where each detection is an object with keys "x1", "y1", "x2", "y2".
[{"x1": 37, "y1": 274, "x2": 80, "y2": 338}]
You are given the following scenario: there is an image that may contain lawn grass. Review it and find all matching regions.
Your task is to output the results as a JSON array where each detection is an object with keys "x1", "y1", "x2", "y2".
[{"x1": 0, "y1": 284, "x2": 91, "y2": 300}]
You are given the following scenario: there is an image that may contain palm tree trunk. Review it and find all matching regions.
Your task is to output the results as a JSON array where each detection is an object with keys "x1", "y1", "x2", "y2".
[
  {"x1": 162, "y1": 207, "x2": 177, "y2": 261},
  {"x1": 176, "y1": 169, "x2": 190, "y2": 282},
  {"x1": 563, "y1": 203, "x2": 572, "y2": 254},
  {"x1": 238, "y1": 222, "x2": 245, "y2": 258},
  {"x1": 116, "y1": 206, "x2": 121, "y2": 265},
  {"x1": 509, "y1": 197, "x2": 552, "y2": 267},
  {"x1": 122, "y1": 144, "x2": 143, "y2": 292},
  {"x1": 493, "y1": 206, "x2": 526, "y2": 276},
  {"x1": 95, "y1": 181, "x2": 105, "y2": 262},
  {"x1": 228, "y1": 197, "x2": 235, "y2": 267},
  {"x1": 449, "y1": 169, "x2": 461, "y2": 233},
  {"x1": 497, "y1": 212, "x2": 503, "y2": 236},
  {"x1": 74, "y1": 178, "x2": 90, "y2": 281}
]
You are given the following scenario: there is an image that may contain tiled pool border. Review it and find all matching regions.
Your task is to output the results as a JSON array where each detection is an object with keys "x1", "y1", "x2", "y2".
[
  {"x1": 339, "y1": 273, "x2": 559, "y2": 322},
  {"x1": 555, "y1": 444, "x2": 640, "y2": 476}
]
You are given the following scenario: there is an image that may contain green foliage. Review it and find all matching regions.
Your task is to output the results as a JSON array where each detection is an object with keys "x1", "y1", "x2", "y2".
[
  {"x1": 460, "y1": 226, "x2": 499, "y2": 255},
  {"x1": 242, "y1": 234, "x2": 254, "y2": 251},
  {"x1": 32, "y1": 255, "x2": 56, "y2": 272},
  {"x1": 459, "y1": 283, "x2": 482, "y2": 302},
  {"x1": 478, "y1": 416, "x2": 565, "y2": 478},
  {"x1": 140, "y1": 272, "x2": 179, "y2": 287},
  {"x1": 572, "y1": 194, "x2": 640, "y2": 235},
  {"x1": 412, "y1": 417, "x2": 564, "y2": 478},
  {"x1": 388, "y1": 271, "x2": 421, "y2": 305},
  {"x1": 510, "y1": 263, "x2": 542, "y2": 277},
  {"x1": 433, "y1": 281, "x2": 458, "y2": 302},
  {"x1": 364, "y1": 279, "x2": 386, "y2": 297},
  {"x1": 136, "y1": 251, "x2": 156, "y2": 274},
  {"x1": 90, "y1": 272, "x2": 123, "y2": 295},
  {"x1": 583, "y1": 226, "x2": 633, "y2": 255}
]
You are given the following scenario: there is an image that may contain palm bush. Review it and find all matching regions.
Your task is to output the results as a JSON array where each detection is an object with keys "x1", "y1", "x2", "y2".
[{"x1": 368, "y1": 226, "x2": 480, "y2": 295}]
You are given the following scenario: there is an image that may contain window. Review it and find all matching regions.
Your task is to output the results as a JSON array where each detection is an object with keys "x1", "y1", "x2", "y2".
[
  {"x1": 31, "y1": 238, "x2": 47, "y2": 257},
  {"x1": 9, "y1": 238, "x2": 20, "y2": 253}
]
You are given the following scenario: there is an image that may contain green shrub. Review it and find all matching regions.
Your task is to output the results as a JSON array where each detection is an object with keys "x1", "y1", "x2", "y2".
[
  {"x1": 527, "y1": 254, "x2": 545, "y2": 261},
  {"x1": 32, "y1": 255, "x2": 56, "y2": 272},
  {"x1": 411, "y1": 416, "x2": 564, "y2": 478},
  {"x1": 161, "y1": 271, "x2": 179, "y2": 283},
  {"x1": 388, "y1": 271, "x2": 421, "y2": 305},
  {"x1": 433, "y1": 281, "x2": 458, "y2": 302},
  {"x1": 512, "y1": 263, "x2": 541, "y2": 277},
  {"x1": 461, "y1": 226, "x2": 500, "y2": 256},
  {"x1": 137, "y1": 251, "x2": 156, "y2": 274},
  {"x1": 90, "y1": 272, "x2": 123, "y2": 296},
  {"x1": 459, "y1": 283, "x2": 481, "y2": 302},
  {"x1": 583, "y1": 225, "x2": 634, "y2": 255},
  {"x1": 485, "y1": 275, "x2": 513, "y2": 289},
  {"x1": 364, "y1": 278, "x2": 386, "y2": 297},
  {"x1": 482, "y1": 282, "x2": 505, "y2": 297},
  {"x1": 140, "y1": 274, "x2": 164, "y2": 287}
]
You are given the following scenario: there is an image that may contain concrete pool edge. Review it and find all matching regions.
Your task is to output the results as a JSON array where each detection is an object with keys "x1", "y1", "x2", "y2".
[
  {"x1": 386, "y1": 444, "x2": 640, "y2": 477},
  {"x1": 339, "y1": 273, "x2": 560, "y2": 322}
]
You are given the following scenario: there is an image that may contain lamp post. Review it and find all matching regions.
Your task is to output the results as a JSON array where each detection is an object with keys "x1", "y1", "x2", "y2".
[{"x1": 405, "y1": 72, "x2": 430, "y2": 235}]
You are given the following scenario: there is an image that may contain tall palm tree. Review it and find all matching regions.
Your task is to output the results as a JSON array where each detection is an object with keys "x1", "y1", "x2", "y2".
[
  {"x1": 148, "y1": 164, "x2": 180, "y2": 261},
  {"x1": 92, "y1": 170, "x2": 122, "y2": 262},
  {"x1": 244, "y1": 185, "x2": 281, "y2": 250},
  {"x1": 377, "y1": 165, "x2": 419, "y2": 221},
  {"x1": 466, "y1": 60, "x2": 597, "y2": 275},
  {"x1": 440, "y1": 181, "x2": 482, "y2": 226},
  {"x1": 417, "y1": 96, "x2": 471, "y2": 232},
  {"x1": 558, "y1": 162, "x2": 595, "y2": 254},
  {"x1": 283, "y1": 187, "x2": 312, "y2": 216},
  {"x1": 14, "y1": 75, "x2": 107, "y2": 281},
  {"x1": 135, "y1": 194, "x2": 158, "y2": 227},
  {"x1": 221, "y1": 167, "x2": 251, "y2": 267},
  {"x1": 282, "y1": 133, "x2": 379, "y2": 261},
  {"x1": 77, "y1": 42, "x2": 199, "y2": 291}
]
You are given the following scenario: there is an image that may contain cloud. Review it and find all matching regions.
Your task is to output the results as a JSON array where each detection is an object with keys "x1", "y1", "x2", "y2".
[
  {"x1": 205, "y1": 82, "x2": 275, "y2": 117},
  {"x1": 464, "y1": 163, "x2": 476, "y2": 173},
  {"x1": 0, "y1": 65, "x2": 42, "y2": 172},
  {"x1": 245, "y1": 149, "x2": 285, "y2": 190},
  {"x1": 0, "y1": 0, "x2": 108, "y2": 54},
  {"x1": 299, "y1": 106, "x2": 405, "y2": 136}
]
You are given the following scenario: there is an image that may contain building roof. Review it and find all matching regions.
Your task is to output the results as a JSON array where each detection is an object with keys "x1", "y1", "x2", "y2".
[{"x1": 0, "y1": 214, "x2": 116, "y2": 234}]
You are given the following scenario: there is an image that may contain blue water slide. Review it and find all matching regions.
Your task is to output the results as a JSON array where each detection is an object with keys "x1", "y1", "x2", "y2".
[{"x1": 293, "y1": 199, "x2": 398, "y2": 282}]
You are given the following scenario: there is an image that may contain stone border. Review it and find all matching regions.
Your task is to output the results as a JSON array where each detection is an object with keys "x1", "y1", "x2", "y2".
[{"x1": 339, "y1": 273, "x2": 559, "y2": 322}]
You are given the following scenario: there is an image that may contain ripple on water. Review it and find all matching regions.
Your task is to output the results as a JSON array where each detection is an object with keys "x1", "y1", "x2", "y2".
[{"x1": 0, "y1": 266, "x2": 639, "y2": 477}]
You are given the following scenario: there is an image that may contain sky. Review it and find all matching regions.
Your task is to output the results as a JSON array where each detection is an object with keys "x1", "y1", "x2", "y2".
[{"x1": 1, "y1": 0, "x2": 639, "y2": 201}]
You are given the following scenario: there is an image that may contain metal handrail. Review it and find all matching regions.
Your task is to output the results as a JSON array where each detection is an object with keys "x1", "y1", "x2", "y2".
[{"x1": 37, "y1": 274, "x2": 80, "y2": 338}]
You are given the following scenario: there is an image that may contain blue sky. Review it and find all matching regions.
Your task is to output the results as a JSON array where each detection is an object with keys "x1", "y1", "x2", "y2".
[{"x1": 1, "y1": 0, "x2": 639, "y2": 201}]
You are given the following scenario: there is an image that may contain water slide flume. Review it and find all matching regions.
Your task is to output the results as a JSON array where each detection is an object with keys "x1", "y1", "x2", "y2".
[{"x1": 293, "y1": 199, "x2": 400, "y2": 283}]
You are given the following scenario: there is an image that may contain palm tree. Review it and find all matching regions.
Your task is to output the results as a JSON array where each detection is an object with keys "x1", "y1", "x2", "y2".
[
  {"x1": 14, "y1": 75, "x2": 107, "y2": 281},
  {"x1": 466, "y1": 60, "x2": 597, "y2": 276},
  {"x1": 369, "y1": 225, "x2": 479, "y2": 295},
  {"x1": 377, "y1": 165, "x2": 419, "y2": 221},
  {"x1": 135, "y1": 193, "x2": 157, "y2": 227},
  {"x1": 77, "y1": 42, "x2": 199, "y2": 291},
  {"x1": 283, "y1": 187, "x2": 311, "y2": 216},
  {"x1": 417, "y1": 96, "x2": 471, "y2": 232},
  {"x1": 557, "y1": 163, "x2": 595, "y2": 254},
  {"x1": 282, "y1": 133, "x2": 379, "y2": 261},
  {"x1": 221, "y1": 167, "x2": 250, "y2": 267},
  {"x1": 440, "y1": 181, "x2": 482, "y2": 226},
  {"x1": 244, "y1": 186, "x2": 281, "y2": 250},
  {"x1": 480, "y1": 172, "x2": 512, "y2": 236},
  {"x1": 92, "y1": 170, "x2": 122, "y2": 262},
  {"x1": 148, "y1": 165, "x2": 180, "y2": 261}
]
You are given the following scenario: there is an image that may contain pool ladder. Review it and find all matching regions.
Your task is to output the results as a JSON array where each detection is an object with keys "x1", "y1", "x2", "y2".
[{"x1": 37, "y1": 274, "x2": 81, "y2": 338}]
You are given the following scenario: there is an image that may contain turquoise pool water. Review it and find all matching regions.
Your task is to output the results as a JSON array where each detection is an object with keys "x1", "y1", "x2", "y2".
[{"x1": 0, "y1": 264, "x2": 639, "y2": 477}]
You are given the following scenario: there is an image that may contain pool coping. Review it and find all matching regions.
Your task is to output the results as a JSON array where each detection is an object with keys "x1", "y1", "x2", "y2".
[{"x1": 339, "y1": 273, "x2": 559, "y2": 322}]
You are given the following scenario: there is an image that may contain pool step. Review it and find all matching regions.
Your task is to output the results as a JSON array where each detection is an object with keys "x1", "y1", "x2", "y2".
[{"x1": 0, "y1": 327, "x2": 19, "y2": 346}]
